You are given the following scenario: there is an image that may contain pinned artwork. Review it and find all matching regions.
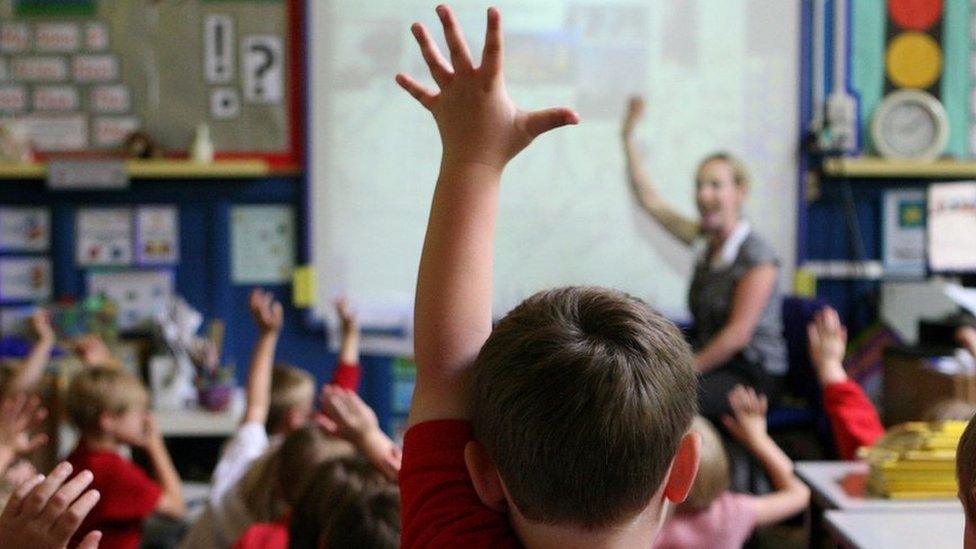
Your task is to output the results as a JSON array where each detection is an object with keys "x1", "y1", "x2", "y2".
[
  {"x1": 210, "y1": 87, "x2": 240, "y2": 119},
  {"x1": 0, "y1": 257, "x2": 51, "y2": 303},
  {"x1": 230, "y1": 205, "x2": 295, "y2": 284},
  {"x1": 76, "y1": 207, "x2": 133, "y2": 266},
  {"x1": 205, "y1": 14, "x2": 235, "y2": 84},
  {"x1": 135, "y1": 206, "x2": 179, "y2": 265},
  {"x1": 242, "y1": 35, "x2": 283, "y2": 104},
  {"x1": 35, "y1": 22, "x2": 81, "y2": 53},
  {"x1": 0, "y1": 207, "x2": 50, "y2": 252},
  {"x1": 87, "y1": 270, "x2": 173, "y2": 331}
]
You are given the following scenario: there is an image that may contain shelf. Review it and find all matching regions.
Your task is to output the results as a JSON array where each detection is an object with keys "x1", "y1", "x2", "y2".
[
  {"x1": 0, "y1": 159, "x2": 299, "y2": 180},
  {"x1": 823, "y1": 156, "x2": 976, "y2": 178}
]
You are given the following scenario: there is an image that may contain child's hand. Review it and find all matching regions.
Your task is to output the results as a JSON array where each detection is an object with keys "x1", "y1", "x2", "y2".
[
  {"x1": 0, "y1": 395, "x2": 48, "y2": 465},
  {"x1": 957, "y1": 325, "x2": 976, "y2": 357},
  {"x1": 0, "y1": 462, "x2": 102, "y2": 549},
  {"x1": 248, "y1": 289, "x2": 283, "y2": 335},
  {"x1": 396, "y1": 5, "x2": 578, "y2": 170},
  {"x1": 335, "y1": 298, "x2": 358, "y2": 337},
  {"x1": 29, "y1": 309, "x2": 55, "y2": 344},
  {"x1": 316, "y1": 385, "x2": 379, "y2": 443},
  {"x1": 722, "y1": 385, "x2": 769, "y2": 446},
  {"x1": 807, "y1": 307, "x2": 848, "y2": 386},
  {"x1": 621, "y1": 95, "x2": 645, "y2": 137},
  {"x1": 73, "y1": 334, "x2": 114, "y2": 368}
]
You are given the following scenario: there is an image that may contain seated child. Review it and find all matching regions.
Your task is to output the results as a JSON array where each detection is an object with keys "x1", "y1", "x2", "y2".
[
  {"x1": 655, "y1": 386, "x2": 810, "y2": 548},
  {"x1": 233, "y1": 384, "x2": 401, "y2": 548},
  {"x1": 396, "y1": 6, "x2": 700, "y2": 547},
  {"x1": 181, "y1": 291, "x2": 362, "y2": 549},
  {"x1": 288, "y1": 456, "x2": 400, "y2": 549},
  {"x1": 65, "y1": 366, "x2": 185, "y2": 549}
]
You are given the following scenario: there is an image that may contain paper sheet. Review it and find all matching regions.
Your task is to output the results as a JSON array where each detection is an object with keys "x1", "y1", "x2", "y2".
[
  {"x1": 230, "y1": 205, "x2": 294, "y2": 284},
  {"x1": 76, "y1": 207, "x2": 132, "y2": 266}
]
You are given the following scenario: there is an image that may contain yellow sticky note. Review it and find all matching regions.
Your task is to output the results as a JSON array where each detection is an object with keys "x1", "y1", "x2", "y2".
[
  {"x1": 794, "y1": 268, "x2": 817, "y2": 298},
  {"x1": 292, "y1": 266, "x2": 316, "y2": 307}
]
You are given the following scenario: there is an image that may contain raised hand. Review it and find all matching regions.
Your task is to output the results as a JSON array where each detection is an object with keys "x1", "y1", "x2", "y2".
[
  {"x1": 807, "y1": 307, "x2": 848, "y2": 386},
  {"x1": 317, "y1": 385, "x2": 378, "y2": 442},
  {"x1": 396, "y1": 5, "x2": 578, "y2": 169},
  {"x1": 621, "y1": 95, "x2": 645, "y2": 137},
  {"x1": 0, "y1": 395, "x2": 48, "y2": 467},
  {"x1": 0, "y1": 461, "x2": 102, "y2": 549},
  {"x1": 722, "y1": 385, "x2": 769, "y2": 446},
  {"x1": 335, "y1": 298, "x2": 358, "y2": 337},
  {"x1": 248, "y1": 289, "x2": 283, "y2": 336},
  {"x1": 29, "y1": 310, "x2": 55, "y2": 344}
]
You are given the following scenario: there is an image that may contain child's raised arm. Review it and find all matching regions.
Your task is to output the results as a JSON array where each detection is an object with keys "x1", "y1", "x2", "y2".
[
  {"x1": 722, "y1": 385, "x2": 810, "y2": 527},
  {"x1": 331, "y1": 298, "x2": 361, "y2": 391},
  {"x1": 6, "y1": 310, "x2": 56, "y2": 396},
  {"x1": 243, "y1": 289, "x2": 283, "y2": 426},
  {"x1": 398, "y1": 5, "x2": 578, "y2": 425}
]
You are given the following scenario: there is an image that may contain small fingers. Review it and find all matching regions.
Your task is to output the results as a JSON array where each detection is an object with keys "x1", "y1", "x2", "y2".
[
  {"x1": 411, "y1": 23, "x2": 453, "y2": 87},
  {"x1": 50, "y1": 488, "x2": 100, "y2": 545},
  {"x1": 395, "y1": 73, "x2": 438, "y2": 109},
  {"x1": 480, "y1": 7, "x2": 503, "y2": 79},
  {"x1": 436, "y1": 5, "x2": 474, "y2": 73}
]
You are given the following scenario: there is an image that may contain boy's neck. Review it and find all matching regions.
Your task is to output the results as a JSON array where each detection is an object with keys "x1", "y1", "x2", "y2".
[
  {"x1": 510, "y1": 499, "x2": 668, "y2": 549},
  {"x1": 81, "y1": 432, "x2": 122, "y2": 452}
]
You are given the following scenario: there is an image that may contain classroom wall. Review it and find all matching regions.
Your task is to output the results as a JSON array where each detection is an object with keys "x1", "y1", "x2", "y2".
[{"x1": 0, "y1": 176, "x2": 395, "y2": 432}]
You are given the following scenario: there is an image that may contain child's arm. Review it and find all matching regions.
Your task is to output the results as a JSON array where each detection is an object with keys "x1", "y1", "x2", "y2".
[
  {"x1": 722, "y1": 385, "x2": 810, "y2": 527},
  {"x1": 0, "y1": 395, "x2": 47, "y2": 476},
  {"x1": 397, "y1": 5, "x2": 577, "y2": 424},
  {"x1": 621, "y1": 96, "x2": 699, "y2": 246},
  {"x1": 6, "y1": 310, "x2": 56, "y2": 396},
  {"x1": 318, "y1": 386, "x2": 401, "y2": 480},
  {"x1": 331, "y1": 298, "x2": 361, "y2": 391},
  {"x1": 141, "y1": 414, "x2": 185, "y2": 518},
  {"x1": 243, "y1": 289, "x2": 283, "y2": 426},
  {"x1": 808, "y1": 307, "x2": 883, "y2": 458}
]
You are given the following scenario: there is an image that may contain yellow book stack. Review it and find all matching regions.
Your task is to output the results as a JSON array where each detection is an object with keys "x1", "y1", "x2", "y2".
[{"x1": 860, "y1": 421, "x2": 966, "y2": 499}]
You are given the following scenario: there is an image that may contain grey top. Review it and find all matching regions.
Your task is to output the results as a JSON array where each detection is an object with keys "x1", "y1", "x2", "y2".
[{"x1": 688, "y1": 226, "x2": 787, "y2": 376}]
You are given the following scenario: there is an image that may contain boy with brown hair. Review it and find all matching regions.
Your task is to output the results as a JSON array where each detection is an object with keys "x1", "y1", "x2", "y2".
[
  {"x1": 396, "y1": 5, "x2": 700, "y2": 547},
  {"x1": 65, "y1": 366, "x2": 185, "y2": 549}
]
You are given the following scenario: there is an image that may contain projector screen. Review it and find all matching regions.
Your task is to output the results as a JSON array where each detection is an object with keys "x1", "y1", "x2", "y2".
[{"x1": 310, "y1": 0, "x2": 798, "y2": 343}]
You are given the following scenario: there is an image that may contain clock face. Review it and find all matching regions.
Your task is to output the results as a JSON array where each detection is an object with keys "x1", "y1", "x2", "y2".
[
  {"x1": 880, "y1": 101, "x2": 937, "y2": 156},
  {"x1": 871, "y1": 90, "x2": 948, "y2": 160}
]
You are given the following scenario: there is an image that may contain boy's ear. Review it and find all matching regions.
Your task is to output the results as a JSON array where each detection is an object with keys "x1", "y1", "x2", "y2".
[
  {"x1": 664, "y1": 431, "x2": 701, "y2": 503},
  {"x1": 284, "y1": 408, "x2": 306, "y2": 431},
  {"x1": 464, "y1": 440, "x2": 508, "y2": 512},
  {"x1": 97, "y1": 410, "x2": 114, "y2": 434}
]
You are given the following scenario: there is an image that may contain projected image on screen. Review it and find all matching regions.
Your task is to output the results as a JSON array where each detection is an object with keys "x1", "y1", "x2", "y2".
[
  {"x1": 928, "y1": 182, "x2": 976, "y2": 273},
  {"x1": 310, "y1": 1, "x2": 798, "y2": 333}
]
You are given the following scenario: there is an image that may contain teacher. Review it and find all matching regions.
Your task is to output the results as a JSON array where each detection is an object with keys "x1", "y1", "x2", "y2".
[{"x1": 621, "y1": 95, "x2": 787, "y2": 419}]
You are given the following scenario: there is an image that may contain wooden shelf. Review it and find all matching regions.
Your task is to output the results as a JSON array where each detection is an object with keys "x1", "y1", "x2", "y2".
[
  {"x1": 0, "y1": 159, "x2": 299, "y2": 180},
  {"x1": 823, "y1": 156, "x2": 976, "y2": 178}
]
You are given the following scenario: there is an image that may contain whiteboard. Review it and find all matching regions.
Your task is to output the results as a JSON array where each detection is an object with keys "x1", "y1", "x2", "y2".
[{"x1": 310, "y1": 0, "x2": 798, "y2": 334}]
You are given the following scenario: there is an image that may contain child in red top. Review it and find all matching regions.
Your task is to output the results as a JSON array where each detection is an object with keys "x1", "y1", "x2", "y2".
[
  {"x1": 807, "y1": 307, "x2": 884, "y2": 459},
  {"x1": 395, "y1": 6, "x2": 700, "y2": 548},
  {"x1": 65, "y1": 367, "x2": 184, "y2": 549}
]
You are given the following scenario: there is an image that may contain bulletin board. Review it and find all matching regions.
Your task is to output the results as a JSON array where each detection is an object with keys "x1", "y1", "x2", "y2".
[{"x1": 0, "y1": 0, "x2": 302, "y2": 167}]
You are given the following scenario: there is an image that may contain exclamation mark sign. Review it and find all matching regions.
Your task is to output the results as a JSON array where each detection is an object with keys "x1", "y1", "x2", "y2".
[{"x1": 205, "y1": 14, "x2": 234, "y2": 84}]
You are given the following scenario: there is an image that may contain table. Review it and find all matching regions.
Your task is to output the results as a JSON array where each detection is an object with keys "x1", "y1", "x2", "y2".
[
  {"x1": 796, "y1": 461, "x2": 961, "y2": 546},
  {"x1": 825, "y1": 509, "x2": 964, "y2": 549}
]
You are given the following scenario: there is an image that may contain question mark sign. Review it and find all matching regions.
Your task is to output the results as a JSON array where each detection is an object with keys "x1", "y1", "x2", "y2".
[{"x1": 250, "y1": 43, "x2": 274, "y2": 97}]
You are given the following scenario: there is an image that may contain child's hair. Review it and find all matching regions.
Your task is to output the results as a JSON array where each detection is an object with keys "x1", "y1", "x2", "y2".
[
  {"x1": 267, "y1": 364, "x2": 315, "y2": 432},
  {"x1": 66, "y1": 366, "x2": 148, "y2": 433},
  {"x1": 471, "y1": 286, "x2": 698, "y2": 528},
  {"x1": 241, "y1": 423, "x2": 354, "y2": 520},
  {"x1": 958, "y1": 414, "x2": 976, "y2": 518},
  {"x1": 925, "y1": 399, "x2": 976, "y2": 422},
  {"x1": 289, "y1": 455, "x2": 399, "y2": 549},
  {"x1": 680, "y1": 416, "x2": 729, "y2": 512}
]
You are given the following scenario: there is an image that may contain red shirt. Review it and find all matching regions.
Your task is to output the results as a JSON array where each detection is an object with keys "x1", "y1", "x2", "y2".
[
  {"x1": 233, "y1": 519, "x2": 289, "y2": 549},
  {"x1": 67, "y1": 445, "x2": 163, "y2": 549},
  {"x1": 332, "y1": 361, "x2": 361, "y2": 391},
  {"x1": 400, "y1": 420, "x2": 522, "y2": 549},
  {"x1": 823, "y1": 380, "x2": 884, "y2": 460}
]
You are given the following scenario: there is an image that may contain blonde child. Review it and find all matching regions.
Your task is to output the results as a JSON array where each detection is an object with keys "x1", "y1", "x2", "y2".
[
  {"x1": 65, "y1": 366, "x2": 184, "y2": 549},
  {"x1": 655, "y1": 385, "x2": 809, "y2": 548}
]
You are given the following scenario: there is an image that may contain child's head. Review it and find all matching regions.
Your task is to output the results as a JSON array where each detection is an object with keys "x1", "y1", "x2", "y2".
[
  {"x1": 679, "y1": 416, "x2": 729, "y2": 513},
  {"x1": 66, "y1": 366, "x2": 148, "y2": 444},
  {"x1": 925, "y1": 399, "x2": 976, "y2": 422},
  {"x1": 241, "y1": 423, "x2": 354, "y2": 521},
  {"x1": 289, "y1": 455, "x2": 400, "y2": 549},
  {"x1": 958, "y1": 414, "x2": 976, "y2": 544},
  {"x1": 469, "y1": 286, "x2": 699, "y2": 530},
  {"x1": 267, "y1": 363, "x2": 315, "y2": 434}
]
